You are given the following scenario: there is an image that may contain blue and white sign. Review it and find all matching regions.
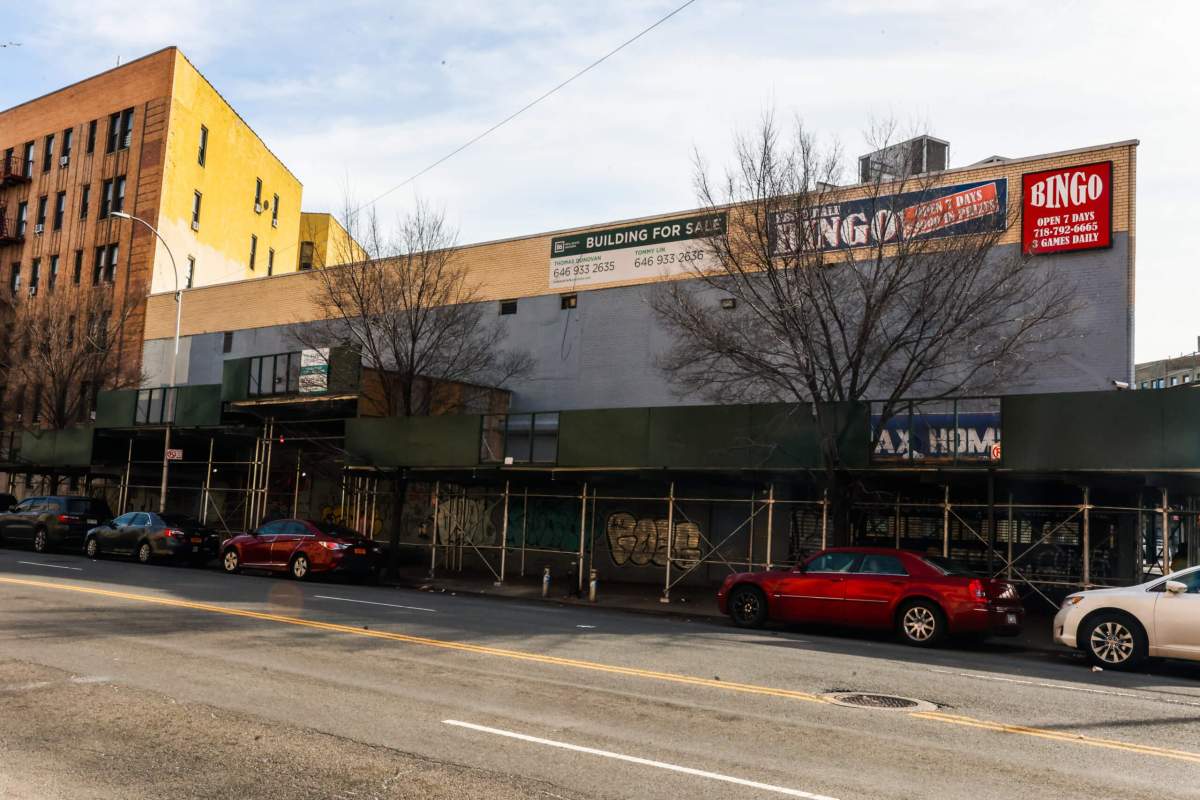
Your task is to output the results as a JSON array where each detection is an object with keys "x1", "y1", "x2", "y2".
[{"x1": 873, "y1": 412, "x2": 1001, "y2": 462}]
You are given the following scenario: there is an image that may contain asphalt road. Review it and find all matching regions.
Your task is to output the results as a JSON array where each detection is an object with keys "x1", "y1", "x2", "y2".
[{"x1": 1, "y1": 548, "x2": 1199, "y2": 799}]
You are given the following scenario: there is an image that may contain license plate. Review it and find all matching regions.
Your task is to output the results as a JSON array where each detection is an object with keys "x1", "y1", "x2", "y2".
[
  {"x1": 1005, "y1": 613, "x2": 1018, "y2": 625},
  {"x1": 190, "y1": 537, "x2": 202, "y2": 544},
  {"x1": 353, "y1": 547, "x2": 366, "y2": 555},
  {"x1": 87, "y1": 519, "x2": 98, "y2": 525}
]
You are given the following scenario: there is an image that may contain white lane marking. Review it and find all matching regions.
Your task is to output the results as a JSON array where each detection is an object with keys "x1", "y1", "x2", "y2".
[
  {"x1": 576, "y1": 625, "x2": 596, "y2": 629},
  {"x1": 929, "y1": 667, "x2": 1200, "y2": 708},
  {"x1": 313, "y1": 595, "x2": 437, "y2": 613},
  {"x1": 443, "y1": 720, "x2": 840, "y2": 800},
  {"x1": 17, "y1": 561, "x2": 83, "y2": 572}
]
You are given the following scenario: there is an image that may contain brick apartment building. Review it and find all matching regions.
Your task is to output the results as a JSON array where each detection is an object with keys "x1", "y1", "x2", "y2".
[{"x1": 0, "y1": 47, "x2": 355, "y2": 430}]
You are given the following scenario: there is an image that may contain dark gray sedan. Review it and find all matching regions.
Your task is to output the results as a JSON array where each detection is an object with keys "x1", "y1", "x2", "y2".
[{"x1": 85, "y1": 512, "x2": 221, "y2": 565}]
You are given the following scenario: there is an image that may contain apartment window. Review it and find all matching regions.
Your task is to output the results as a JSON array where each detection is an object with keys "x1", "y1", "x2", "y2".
[
  {"x1": 61, "y1": 128, "x2": 73, "y2": 161},
  {"x1": 186, "y1": 256, "x2": 195, "y2": 289},
  {"x1": 80, "y1": 185, "x2": 90, "y2": 219},
  {"x1": 67, "y1": 316, "x2": 76, "y2": 346},
  {"x1": 560, "y1": 294, "x2": 577, "y2": 310},
  {"x1": 272, "y1": 193, "x2": 279, "y2": 227},
  {"x1": 53, "y1": 191, "x2": 66, "y2": 230},
  {"x1": 100, "y1": 175, "x2": 125, "y2": 218},
  {"x1": 298, "y1": 241, "x2": 314, "y2": 271},
  {"x1": 198, "y1": 125, "x2": 208, "y2": 166},
  {"x1": 222, "y1": 331, "x2": 234, "y2": 354},
  {"x1": 499, "y1": 299, "x2": 518, "y2": 315},
  {"x1": 249, "y1": 234, "x2": 257, "y2": 271},
  {"x1": 267, "y1": 248, "x2": 275, "y2": 276},
  {"x1": 73, "y1": 250, "x2": 82, "y2": 284},
  {"x1": 48, "y1": 255, "x2": 58, "y2": 290},
  {"x1": 1171, "y1": 376, "x2": 1179, "y2": 386},
  {"x1": 86, "y1": 120, "x2": 97, "y2": 154},
  {"x1": 16, "y1": 202, "x2": 27, "y2": 236},
  {"x1": 254, "y1": 178, "x2": 263, "y2": 211},
  {"x1": 36, "y1": 196, "x2": 47, "y2": 229},
  {"x1": 77, "y1": 380, "x2": 90, "y2": 421},
  {"x1": 28, "y1": 259, "x2": 39, "y2": 295},
  {"x1": 191, "y1": 191, "x2": 202, "y2": 229},
  {"x1": 106, "y1": 107, "x2": 134, "y2": 152},
  {"x1": 31, "y1": 385, "x2": 42, "y2": 424},
  {"x1": 9, "y1": 263, "x2": 19, "y2": 294},
  {"x1": 42, "y1": 133, "x2": 55, "y2": 172},
  {"x1": 1140, "y1": 381, "x2": 1148, "y2": 390},
  {"x1": 92, "y1": 244, "x2": 117, "y2": 285},
  {"x1": 1185, "y1": 375, "x2": 1192, "y2": 384},
  {"x1": 22, "y1": 141, "x2": 33, "y2": 177}
]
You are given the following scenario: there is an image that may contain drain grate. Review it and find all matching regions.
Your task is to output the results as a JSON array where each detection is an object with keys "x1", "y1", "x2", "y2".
[{"x1": 822, "y1": 692, "x2": 936, "y2": 712}]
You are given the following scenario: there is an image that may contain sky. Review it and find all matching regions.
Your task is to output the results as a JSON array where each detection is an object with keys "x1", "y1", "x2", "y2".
[{"x1": 1, "y1": 0, "x2": 1195, "y2": 362}]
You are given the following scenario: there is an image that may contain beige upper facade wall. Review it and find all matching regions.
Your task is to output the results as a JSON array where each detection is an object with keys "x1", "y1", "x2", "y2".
[{"x1": 144, "y1": 140, "x2": 1136, "y2": 341}]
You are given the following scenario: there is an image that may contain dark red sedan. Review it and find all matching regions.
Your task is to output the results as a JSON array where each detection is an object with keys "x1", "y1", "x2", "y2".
[
  {"x1": 716, "y1": 547, "x2": 1023, "y2": 646},
  {"x1": 221, "y1": 519, "x2": 381, "y2": 581}
]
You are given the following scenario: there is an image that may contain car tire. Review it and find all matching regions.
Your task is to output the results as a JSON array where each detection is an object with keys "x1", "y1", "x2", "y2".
[
  {"x1": 222, "y1": 549, "x2": 240, "y2": 574},
  {"x1": 136, "y1": 541, "x2": 153, "y2": 564},
  {"x1": 897, "y1": 599, "x2": 946, "y2": 647},
  {"x1": 728, "y1": 585, "x2": 768, "y2": 628},
  {"x1": 85, "y1": 537, "x2": 100, "y2": 559},
  {"x1": 290, "y1": 553, "x2": 310, "y2": 581},
  {"x1": 1082, "y1": 612, "x2": 1148, "y2": 670},
  {"x1": 32, "y1": 528, "x2": 49, "y2": 554}
]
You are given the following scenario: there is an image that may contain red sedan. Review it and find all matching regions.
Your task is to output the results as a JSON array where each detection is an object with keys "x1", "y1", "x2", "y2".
[
  {"x1": 221, "y1": 519, "x2": 381, "y2": 581},
  {"x1": 716, "y1": 547, "x2": 1023, "y2": 646}
]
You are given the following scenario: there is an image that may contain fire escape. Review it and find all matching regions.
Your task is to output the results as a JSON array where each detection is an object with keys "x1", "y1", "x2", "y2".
[{"x1": 0, "y1": 151, "x2": 31, "y2": 246}]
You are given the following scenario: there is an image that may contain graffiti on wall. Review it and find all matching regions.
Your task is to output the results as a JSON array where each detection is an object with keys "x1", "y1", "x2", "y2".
[
  {"x1": 606, "y1": 512, "x2": 702, "y2": 569},
  {"x1": 436, "y1": 495, "x2": 499, "y2": 546}
]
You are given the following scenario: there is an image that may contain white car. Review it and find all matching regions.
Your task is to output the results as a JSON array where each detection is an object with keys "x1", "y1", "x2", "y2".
[{"x1": 1054, "y1": 566, "x2": 1200, "y2": 669}]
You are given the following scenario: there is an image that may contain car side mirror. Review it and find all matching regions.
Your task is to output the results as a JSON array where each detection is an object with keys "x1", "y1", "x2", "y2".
[{"x1": 1166, "y1": 580, "x2": 1188, "y2": 594}]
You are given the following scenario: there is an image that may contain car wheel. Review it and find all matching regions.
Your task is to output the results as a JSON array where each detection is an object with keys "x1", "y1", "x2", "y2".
[
  {"x1": 136, "y1": 541, "x2": 153, "y2": 564},
  {"x1": 290, "y1": 553, "x2": 310, "y2": 581},
  {"x1": 32, "y1": 528, "x2": 49, "y2": 554},
  {"x1": 85, "y1": 537, "x2": 100, "y2": 559},
  {"x1": 1083, "y1": 612, "x2": 1147, "y2": 670},
  {"x1": 897, "y1": 599, "x2": 946, "y2": 647},
  {"x1": 222, "y1": 549, "x2": 240, "y2": 574},
  {"x1": 728, "y1": 585, "x2": 768, "y2": 628}
]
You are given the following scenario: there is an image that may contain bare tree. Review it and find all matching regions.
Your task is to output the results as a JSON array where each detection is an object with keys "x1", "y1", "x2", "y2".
[
  {"x1": 651, "y1": 115, "x2": 1079, "y2": 541},
  {"x1": 1, "y1": 285, "x2": 145, "y2": 430},
  {"x1": 297, "y1": 197, "x2": 532, "y2": 575}
]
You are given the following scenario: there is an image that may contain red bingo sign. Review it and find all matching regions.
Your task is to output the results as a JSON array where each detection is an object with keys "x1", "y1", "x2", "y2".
[{"x1": 1021, "y1": 161, "x2": 1112, "y2": 255}]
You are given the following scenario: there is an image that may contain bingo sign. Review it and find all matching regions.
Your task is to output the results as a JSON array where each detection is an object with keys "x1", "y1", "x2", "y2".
[
  {"x1": 1021, "y1": 161, "x2": 1112, "y2": 255},
  {"x1": 549, "y1": 213, "x2": 726, "y2": 289}
]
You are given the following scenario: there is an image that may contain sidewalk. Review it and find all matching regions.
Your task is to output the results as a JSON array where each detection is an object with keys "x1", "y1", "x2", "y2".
[{"x1": 384, "y1": 566, "x2": 1063, "y2": 656}]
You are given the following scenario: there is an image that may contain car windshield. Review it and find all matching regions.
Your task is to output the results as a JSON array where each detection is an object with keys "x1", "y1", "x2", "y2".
[
  {"x1": 922, "y1": 555, "x2": 979, "y2": 577},
  {"x1": 68, "y1": 498, "x2": 112, "y2": 518}
]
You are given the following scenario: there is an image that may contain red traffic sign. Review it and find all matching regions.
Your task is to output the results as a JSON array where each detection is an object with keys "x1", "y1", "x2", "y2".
[{"x1": 166, "y1": 448, "x2": 183, "y2": 461}]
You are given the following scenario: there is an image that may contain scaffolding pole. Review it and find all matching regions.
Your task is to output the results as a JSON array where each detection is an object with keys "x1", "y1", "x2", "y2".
[
  {"x1": 496, "y1": 480, "x2": 510, "y2": 586},
  {"x1": 747, "y1": 489, "x2": 755, "y2": 571},
  {"x1": 1006, "y1": 493, "x2": 1014, "y2": 581},
  {"x1": 292, "y1": 452, "x2": 302, "y2": 518},
  {"x1": 942, "y1": 485, "x2": 950, "y2": 558},
  {"x1": 201, "y1": 438, "x2": 214, "y2": 524},
  {"x1": 661, "y1": 481, "x2": 675, "y2": 603},
  {"x1": 520, "y1": 488, "x2": 528, "y2": 577},
  {"x1": 765, "y1": 483, "x2": 775, "y2": 570},
  {"x1": 428, "y1": 481, "x2": 440, "y2": 578},
  {"x1": 1161, "y1": 487, "x2": 1170, "y2": 577},
  {"x1": 577, "y1": 482, "x2": 588, "y2": 595},
  {"x1": 1082, "y1": 486, "x2": 1091, "y2": 587},
  {"x1": 119, "y1": 439, "x2": 133, "y2": 513},
  {"x1": 820, "y1": 489, "x2": 828, "y2": 550}
]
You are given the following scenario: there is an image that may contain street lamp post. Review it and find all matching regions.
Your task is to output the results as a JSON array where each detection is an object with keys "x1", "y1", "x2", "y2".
[{"x1": 112, "y1": 212, "x2": 181, "y2": 514}]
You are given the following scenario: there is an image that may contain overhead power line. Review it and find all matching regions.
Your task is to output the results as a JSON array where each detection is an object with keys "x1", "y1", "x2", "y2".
[{"x1": 353, "y1": 0, "x2": 700, "y2": 217}]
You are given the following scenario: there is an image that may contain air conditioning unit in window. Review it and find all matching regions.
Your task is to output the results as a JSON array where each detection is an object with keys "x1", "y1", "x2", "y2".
[
  {"x1": 59, "y1": 155, "x2": 69, "y2": 167},
  {"x1": 254, "y1": 202, "x2": 263, "y2": 214},
  {"x1": 271, "y1": 219, "x2": 277, "y2": 228},
  {"x1": 191, "y1": 220, "x2": 200, "y2": 231},
  {"x1": 28, "y1": 285, "x2": 37, "y2": 297},
  {"x1": 33, "y1": 224, "x2": 43, "y2": 235}
]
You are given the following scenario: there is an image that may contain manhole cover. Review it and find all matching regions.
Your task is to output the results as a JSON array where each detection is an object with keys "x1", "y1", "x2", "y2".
[{"x1": 822, "y1": 692, "x2": 936, "y2": 712}]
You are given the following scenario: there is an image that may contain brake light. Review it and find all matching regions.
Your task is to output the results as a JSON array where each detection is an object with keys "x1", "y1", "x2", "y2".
[
  {"x1": 967, "y1": 579, "x2": 988, "y2": 600},
  {"x1": 57, "y1": 514, "x2": 80, "y2": 523},
  {"x1": 165, "y1": 529, "x2": 185, "y2": 539},
  {"x1": 319, "y1": 540, "x2": 349, "y2": 551}
]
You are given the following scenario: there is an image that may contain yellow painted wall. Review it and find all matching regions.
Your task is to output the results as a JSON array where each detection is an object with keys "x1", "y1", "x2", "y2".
[
  {"x1": 300, "y1": 211, "x2": 367, "y2": 268},
  {"x1": 153, "y1": 51, "x2": 303, "y2": 292}
]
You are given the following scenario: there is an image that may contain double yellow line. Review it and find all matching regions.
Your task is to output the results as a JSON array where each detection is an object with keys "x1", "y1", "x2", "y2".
[{"x1": 3, "y1": 574, "x2": 1198, "y2": 765}]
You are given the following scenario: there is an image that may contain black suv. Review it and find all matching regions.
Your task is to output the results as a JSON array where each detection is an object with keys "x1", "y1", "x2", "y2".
[{"x1": 0, "y1": 495, "x2": 114, "y2": 553}]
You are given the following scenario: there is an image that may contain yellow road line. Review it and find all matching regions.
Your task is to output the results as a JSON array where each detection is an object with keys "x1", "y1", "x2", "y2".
[
  {"x1": 0, "y1": 576, "x2": 823, "y2": 704},
  {"x1": 910, "y1": 711, "x2": 1200, "y2": 764},
  {"x1": 5, "y1": 574, "x2": 1200, "y2": 766}
]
